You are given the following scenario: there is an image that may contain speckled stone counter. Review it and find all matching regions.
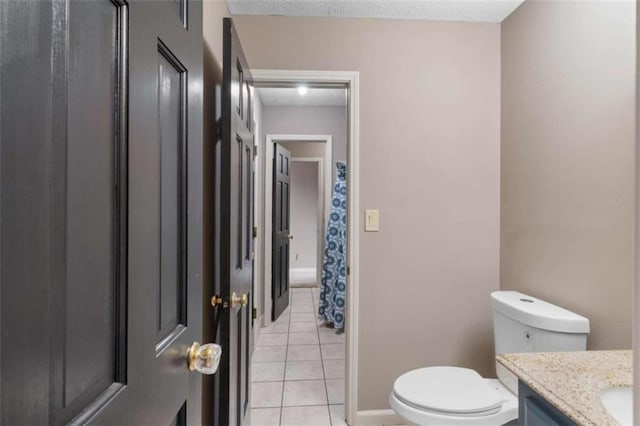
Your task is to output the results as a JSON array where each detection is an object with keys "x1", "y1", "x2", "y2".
[{"x1": 496, "y1": 350, "x2": 632, "y2": 426}]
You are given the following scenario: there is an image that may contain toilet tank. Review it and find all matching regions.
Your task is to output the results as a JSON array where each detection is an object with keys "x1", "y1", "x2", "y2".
[{"x1": 491, "y1": 291, "x2": 589, "y2": 394}]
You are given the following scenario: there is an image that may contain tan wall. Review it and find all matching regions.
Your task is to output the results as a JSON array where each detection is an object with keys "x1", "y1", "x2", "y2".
[
  {"x1": 203, "y1": 0, "x2": 229, "y2": 67},
  {"x1": 233, "y1": 16, "x2": 501, "y2": 410},
  {"x1": 289, "y1": 161, "x2": 320, "y2": 270},
  {"x1": 280, "y1": 141, "x2": 326, "y2": 159},
  {"x1": 501, "y1": 0, "x2": 636, "y2": 350},
  {"x1": 263, "y1": 105, "x2": 348, "y2": 168}
]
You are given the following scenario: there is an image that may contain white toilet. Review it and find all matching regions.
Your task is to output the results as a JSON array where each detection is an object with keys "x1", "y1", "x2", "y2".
[{"x1": 389, "y1": 291, "x2": 590, "y2": 426}]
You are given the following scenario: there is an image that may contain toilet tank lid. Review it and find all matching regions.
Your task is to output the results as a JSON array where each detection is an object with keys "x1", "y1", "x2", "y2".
[{"x1": 491, "y1": 291, "x2": 590, "y2": 334}]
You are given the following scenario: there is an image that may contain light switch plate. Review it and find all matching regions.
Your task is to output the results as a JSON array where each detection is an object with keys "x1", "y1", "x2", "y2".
[{"x1": 365, "y1": 209, "x2": 379, "y2": 232}]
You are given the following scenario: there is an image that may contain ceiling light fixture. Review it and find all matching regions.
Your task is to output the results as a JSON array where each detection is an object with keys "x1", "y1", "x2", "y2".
[{"x1": 297, "y1": 86, "x2": 307, "y2": 95}]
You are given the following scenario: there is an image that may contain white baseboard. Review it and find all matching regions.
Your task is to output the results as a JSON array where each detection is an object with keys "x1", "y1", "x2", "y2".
[
  {"x1": 356, "y1": 409, "x2": 405, "y2": 426},
  {"x1": 290, "y1": 267, "x2": 316, "y2": 285}
]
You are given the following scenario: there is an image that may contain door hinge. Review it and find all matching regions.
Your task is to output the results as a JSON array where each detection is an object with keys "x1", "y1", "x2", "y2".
[
  {"x1": 252, "y1": 308, "x2": 257, "y2": 320},
  {"x1": 251, "y1": 252, "x2": 255, "y2": 260},
  {"x1": 253, "y1": 145, "x2": 258, "y2": 159},
  {"x1": 253, "y1": 226, "x2": 258, "y2": 238},
  {"x1": 347, "y1": 266, "x2": 351, "y2": 276}
]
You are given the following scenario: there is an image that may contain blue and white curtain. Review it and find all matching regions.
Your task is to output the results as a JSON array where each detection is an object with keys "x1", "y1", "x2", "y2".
[{"x1": 318, "y1": 162, "x2": 347, "y2": 329}]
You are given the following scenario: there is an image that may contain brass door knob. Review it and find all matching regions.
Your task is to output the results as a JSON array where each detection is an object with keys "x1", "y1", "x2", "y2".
[
  {"x1": 211, "y1": 294, "x2": 223, "y2": 307},
  {"x1": 187, "y1": 342, "x2": 222, "y2": 374},
  {"x1": 231, "y1": 292, "x2": 248, "y2": 308}
]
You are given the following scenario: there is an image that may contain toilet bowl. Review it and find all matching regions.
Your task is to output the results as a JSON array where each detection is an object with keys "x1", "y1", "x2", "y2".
[
  {"x1": 389, "y1": 291, "x2": 590, "y2": 426},
  {"x1": 389, "y1": 367, "x2": 517, "y2": 426}
]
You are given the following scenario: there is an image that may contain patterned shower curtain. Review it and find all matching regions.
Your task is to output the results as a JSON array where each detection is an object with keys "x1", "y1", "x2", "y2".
[{"x1": 318, "y1": 162, "x2": 347, "y2": 329}]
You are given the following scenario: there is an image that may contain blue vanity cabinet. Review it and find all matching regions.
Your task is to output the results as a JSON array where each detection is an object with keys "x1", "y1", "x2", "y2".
[{"x1": 518, "y1": 381, "x2": 576, "y2": 426}]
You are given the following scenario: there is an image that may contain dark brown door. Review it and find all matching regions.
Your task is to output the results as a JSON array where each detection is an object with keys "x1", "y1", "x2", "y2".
[
  {"x1": 209, "y1": 17, "x2": 254, "y2": 426},
  {"x1": 0, "y1": 0, "x2": 204, "y2": 424},
  {"x1": 272, "y1": 143, "x2": 292, "y2": 320}
]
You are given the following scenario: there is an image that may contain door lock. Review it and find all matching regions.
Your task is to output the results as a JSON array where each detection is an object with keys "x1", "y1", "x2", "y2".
[
  {"x1": 231, "y1": 292, "x2": 248, "y2": 308},
  {"x1": 211, "y1": 294, "x2": 224, "y2": 307},
  {"x1": 211, "y1": 293, "x2": 247, "y2": 308}
]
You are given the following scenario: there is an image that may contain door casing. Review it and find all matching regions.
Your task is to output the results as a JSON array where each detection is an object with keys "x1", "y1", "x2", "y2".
[
  {"x1": 263, "y1": 135, "x2": 332, "y2": 324},
  {"x1": 252, "y1": 70, "x2": 360, "y2": 426}
]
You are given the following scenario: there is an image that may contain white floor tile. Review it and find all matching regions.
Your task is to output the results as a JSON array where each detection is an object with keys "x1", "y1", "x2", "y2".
[
  {"x1": 251, "y1": 362, "x2": 285, "y2": 382},
  {"x1": 326, "y1": 379, "x2": 345, "y2": 405},
  {"x1": 290, "y1": 312, "x2": 316, "y2": 322},
  {"x1": 257, "y1": 333, "x2": 288, "y2": 347},
  {"x1": 320, "y1": 344, "x2": 345, "y2": 360},
  {"x1": 322, "y1": 359, "x2": 345, "y2": 379},
  {"x1": 260, "y1": 321, "x2": 289, "y2": 334},
  {"x1": 250, "y1": 382, "x2": 283, "y2": 408},
  {"x1": 252, "y1": 346, "x2": 287, "y2": 363},
  {"x1": 288, "y1": 332, "x2": 319, "y2": 345},
  {"x1": 291, "y1": 304, "x2": 315, "y2": 313},
  {"x1": 273, "y1": 312, "x2": 290, "y2": 323},
  {"x1": 287, "y1": 344, "x2": 321, "y2": 361},
  {"x1": 289, "y1": 321, "x2": 318, "y2": 333},
  {"x1": 291, "y1": 295, "x2": 313, "y2": 303},
  {"x1": 282, "y1": 380, "x2": 328, "y2": 406},
  {"x1": 291, "y1": 303, "x2": 314, "y2": 311},
  {"x1": 329, "y1": 405, "x2": 348, "y2": 426},
  {"x1": 285, "y1": 360, "x2": 324, "y2": 381},
  {"x1": 280, "y1": 406, "x2": 331, "y2": 426},
  {"x1": 318, "y1": 330, "x2": 345, "y2": 344},
  {"x1": 250, "y1": 408, "x2": 281, "y2": 426}
]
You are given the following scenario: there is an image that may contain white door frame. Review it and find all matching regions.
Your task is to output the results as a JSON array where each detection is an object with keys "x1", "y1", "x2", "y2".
[
  {"x1": 290, "y1": 156, "x2": 327, "y2": 287},
  {"x1": 253, "y1": 69, "x2": 360, "y2": 426},
  {"x1": 263, "y1": 135, "x2": 331, "y2": 322}
]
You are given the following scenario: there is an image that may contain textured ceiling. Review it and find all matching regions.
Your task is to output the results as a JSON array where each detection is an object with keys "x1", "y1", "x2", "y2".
[
  {"x1": 227, "y1": 0, "x2": 526, "y2": 23},
  {"x1": 257, "y1": 87, "x2": 347, "y2": 107}
]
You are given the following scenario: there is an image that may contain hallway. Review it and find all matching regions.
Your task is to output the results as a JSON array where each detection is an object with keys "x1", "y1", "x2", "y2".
[{"x1": 250, "y1": 288, "x2": 346, "y2": 426}]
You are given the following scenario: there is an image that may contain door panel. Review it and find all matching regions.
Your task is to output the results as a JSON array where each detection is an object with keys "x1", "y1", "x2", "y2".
[
  {"x1": 272, "y1": 144, "x2": 292, "y2": 320},
  {"x1": 0, "y1": 0, "x2": 203, "y2": 423},
  {"x1": 157, "y1": 43, "x2": 187, "y2": 346},
  {"x1": 63, "y1": 0, "x2": 120, "y2": 417},
  {"x1": 207, "y1": 17, "x2": 254, "y2": 426}
]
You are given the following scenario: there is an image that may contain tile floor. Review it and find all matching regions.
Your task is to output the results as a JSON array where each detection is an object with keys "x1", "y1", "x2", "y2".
[{"x1": 251, "y1": 288, "x2": 347, "y2": 426}]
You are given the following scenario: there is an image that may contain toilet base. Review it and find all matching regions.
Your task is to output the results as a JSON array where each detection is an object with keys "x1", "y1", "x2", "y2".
[{"x1": 390, "y1": 379, "x2": 518, "y2": 426}]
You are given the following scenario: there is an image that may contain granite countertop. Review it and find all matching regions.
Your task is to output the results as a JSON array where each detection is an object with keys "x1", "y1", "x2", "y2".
[{"x1": 496, "y1": 350, "x2": 632, "y2": 426}]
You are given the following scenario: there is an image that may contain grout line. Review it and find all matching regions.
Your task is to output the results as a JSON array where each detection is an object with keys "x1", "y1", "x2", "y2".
[
  {"x1": 281, "y1": 403, "x2": 332, "y2": 408},
  {"x1": 254, "y1": 377, "x2": 325, "y2": 384},
  {"x1": 310, "y1": 288, "x2": 333, "y2": 426},
  {"x1": 278, "y1": 300, "x2": 291, "y2": 426}
]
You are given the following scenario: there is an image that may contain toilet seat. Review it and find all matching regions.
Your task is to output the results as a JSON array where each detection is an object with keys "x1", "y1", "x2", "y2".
[
  {"x1": 392, "y1": 367, "x2": 503, "y2": 416},
  {"x1": 389, "y1": 368, "x2": 518, "y2": 426}
]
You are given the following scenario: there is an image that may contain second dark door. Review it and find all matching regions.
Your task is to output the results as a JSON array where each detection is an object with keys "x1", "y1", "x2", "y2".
[
  {"x1": 272, "y1": 143, "x2": 292, "y2": 320},
  {"x1": 208, "y1": 17, "x2": 254, "y2": 426}
]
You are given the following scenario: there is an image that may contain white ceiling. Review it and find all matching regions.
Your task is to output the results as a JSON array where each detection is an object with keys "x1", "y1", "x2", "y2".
[
  {"x1": 256, "y1": 87, "x2": 347, "y2": 107},
  {"x1": 227, "y1": 0, "x2": 526, "y2": 23}
]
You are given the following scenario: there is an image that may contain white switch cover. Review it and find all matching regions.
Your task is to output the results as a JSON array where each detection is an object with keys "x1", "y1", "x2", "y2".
[{"x1": 365, "y1": 209, "x2": 379, "y2": 232}]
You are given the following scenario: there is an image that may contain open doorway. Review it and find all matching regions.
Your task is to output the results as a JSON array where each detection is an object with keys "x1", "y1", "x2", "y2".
[
  {"x1": 289, "y1": 157, "x2": 323, "y2": 286},
  {"x1": 249, "y1": 75, "x2": 359, "y2": 425},
  {"x1": 267, "y1": 135, "x2": 332, "y2": 289}
]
